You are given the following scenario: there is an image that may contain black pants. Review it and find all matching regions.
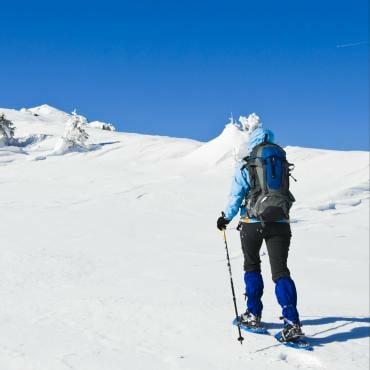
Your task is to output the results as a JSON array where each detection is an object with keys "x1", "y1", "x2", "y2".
[{"x1": 240, "y1": 222, "x2": 292, "y2": 282}]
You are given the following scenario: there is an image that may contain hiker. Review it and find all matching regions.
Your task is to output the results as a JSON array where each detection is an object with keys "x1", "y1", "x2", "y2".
[{"x1": 217, "y1": 114, "x2": 304, "y2": 342}]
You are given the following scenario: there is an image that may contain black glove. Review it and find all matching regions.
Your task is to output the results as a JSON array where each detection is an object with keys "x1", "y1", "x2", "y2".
[{"x1": 217, "y1": 215, "x2": 230, "y2": 230}]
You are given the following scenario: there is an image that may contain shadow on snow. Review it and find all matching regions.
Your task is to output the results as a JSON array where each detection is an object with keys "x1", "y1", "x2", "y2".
[
  {"x1": 303, "y1": 316, "x2": 370, "y2": 346},
  {"x1": 255, "y1": 316, "x2": 369, "y2": 353},
  {"x1": 266, "y1": 316, "x2": 370, "y2": 346}
]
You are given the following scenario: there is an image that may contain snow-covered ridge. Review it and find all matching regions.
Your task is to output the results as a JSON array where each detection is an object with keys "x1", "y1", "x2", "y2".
[
  {"x1": 0, "y1": 105, "x2": 203, "y2": 163},
  {"x1": 1, "y1": 104, "x2": 368, "y2": 233},
  {"x1": 1, "y1": 105, "x2": 368, "y2": 206}
]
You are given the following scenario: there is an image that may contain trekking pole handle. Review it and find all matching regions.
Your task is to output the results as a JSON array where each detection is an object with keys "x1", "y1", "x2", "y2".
[{"x1": 221, "y1": 212, "x2": 228, "y2": 242}]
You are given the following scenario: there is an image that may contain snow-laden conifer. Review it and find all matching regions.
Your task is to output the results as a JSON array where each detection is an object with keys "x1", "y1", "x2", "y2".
[
  {"x1": 0, "y1": 113, "x2": 16, "y2": 146},
  {"x1": 239, "y1": 113, "x2": 262, "y2": 132},
  {"x1": 54, "y1": 110, "x2": 89, "y2": 154}
]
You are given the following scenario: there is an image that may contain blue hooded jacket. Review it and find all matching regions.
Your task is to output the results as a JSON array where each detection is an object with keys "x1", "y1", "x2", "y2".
[{"x1": 223, "y1": 128, "x2": 277, "y2": 222}]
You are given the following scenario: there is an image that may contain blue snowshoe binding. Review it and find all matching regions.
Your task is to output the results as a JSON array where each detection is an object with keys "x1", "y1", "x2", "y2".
[
  {"x1": 233, "y1": 310, "x2": 268, "y2": 335},
  {"x1": 275, "y1": 320, "x2": 312, "y2": 351}
]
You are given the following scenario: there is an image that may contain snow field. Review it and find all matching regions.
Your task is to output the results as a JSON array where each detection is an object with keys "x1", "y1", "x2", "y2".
[{"x1": 0, "y1": 105, "x2": 368, "y2": 370}]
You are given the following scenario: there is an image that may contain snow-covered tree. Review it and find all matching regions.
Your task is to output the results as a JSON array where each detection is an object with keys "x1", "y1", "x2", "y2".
[
  {"x1": 54, "y1": 110, "x2": 89, "y2": 154},
  {"x1": 63, "y1": 110, "x2": 89, "y2": 147},
  {"x1": 228, "y1": 113, "x2": 237, "y2": 126},
  {"x1": 0, "y1": 113, "x2": 16, "y2": 146},
  {"x1": 239, "y1": 113, "x2": 262, "y2": 132}
]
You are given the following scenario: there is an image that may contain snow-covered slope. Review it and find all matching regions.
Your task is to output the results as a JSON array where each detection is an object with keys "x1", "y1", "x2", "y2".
[
  {"x1": 184, "y1": 123, "x2": 250, "y2": 166},
  {"x1": 0, "y1": 106, "x2": 369, "y2": 370}
]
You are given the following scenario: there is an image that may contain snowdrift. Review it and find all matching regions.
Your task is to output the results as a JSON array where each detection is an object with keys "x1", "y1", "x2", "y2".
[
  {"x1": 87, "y1": 121, "x2": 116, "y2": 131},
  {"x1": 184, "y1": 123, "x2": 250, "y2": 167},
  {"x1": 0, "y1": 105, "x2": 368, "y2": 370}
]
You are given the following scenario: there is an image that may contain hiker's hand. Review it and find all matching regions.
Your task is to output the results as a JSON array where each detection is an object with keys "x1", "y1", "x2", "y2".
[{"x1": 217, "y1": 215, "x2": 230, "y2": 230}]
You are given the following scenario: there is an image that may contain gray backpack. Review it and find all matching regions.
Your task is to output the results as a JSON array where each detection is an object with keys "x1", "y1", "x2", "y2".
[{"x1": 243, "y1": 141, "x2": 296, "y2": 224}]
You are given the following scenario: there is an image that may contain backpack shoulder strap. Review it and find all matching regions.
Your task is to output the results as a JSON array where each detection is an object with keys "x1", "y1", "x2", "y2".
[{"x1": 243, "y1": 146, "x2": 261, "y2": 190}]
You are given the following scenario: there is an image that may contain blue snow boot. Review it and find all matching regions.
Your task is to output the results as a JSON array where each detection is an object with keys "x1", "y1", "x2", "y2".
[{"x1": 244, "y1": 272, "x2": 264, "y2": 317}]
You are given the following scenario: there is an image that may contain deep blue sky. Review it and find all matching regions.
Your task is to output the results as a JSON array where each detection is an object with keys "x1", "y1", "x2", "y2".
[{"x1": 0, "y1": 1, "x2": 368, "y2": 150}]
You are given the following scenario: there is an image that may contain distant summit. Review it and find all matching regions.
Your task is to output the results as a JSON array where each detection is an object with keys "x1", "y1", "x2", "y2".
[
  {"x1": 20, "y1": 105, "x2": 116, "y2": 132},
  {"x1": 88, "y1": 121, "x2": 116, "y2": 132},
  {"x1": 21, "y1": 104, "x2": 71, "y2": 122}
]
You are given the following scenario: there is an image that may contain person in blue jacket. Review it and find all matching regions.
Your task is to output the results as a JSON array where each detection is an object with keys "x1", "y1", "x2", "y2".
[{"x1": 217, "y1": 123, "x2": 303, "y2": 341}]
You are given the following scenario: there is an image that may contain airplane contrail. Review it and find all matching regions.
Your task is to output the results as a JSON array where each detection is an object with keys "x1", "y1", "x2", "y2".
[{"x1": 336, "y1": 41, "x2": 368, "y2": 48}]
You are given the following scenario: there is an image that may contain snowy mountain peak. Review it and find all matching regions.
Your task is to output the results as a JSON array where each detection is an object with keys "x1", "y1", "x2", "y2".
[{"x1": 25, "y1": 104, "x2": 70, "y2": 117}]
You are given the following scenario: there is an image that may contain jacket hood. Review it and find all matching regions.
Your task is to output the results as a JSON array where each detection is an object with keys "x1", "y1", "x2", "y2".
[{"x1": 248, "y1": 127, "x2": 275, "y2": 153}]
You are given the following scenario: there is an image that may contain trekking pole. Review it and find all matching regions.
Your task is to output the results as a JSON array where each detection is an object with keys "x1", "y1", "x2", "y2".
[{"x1": 221, "y1": 212, "x2": 244, "y2": 345}]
